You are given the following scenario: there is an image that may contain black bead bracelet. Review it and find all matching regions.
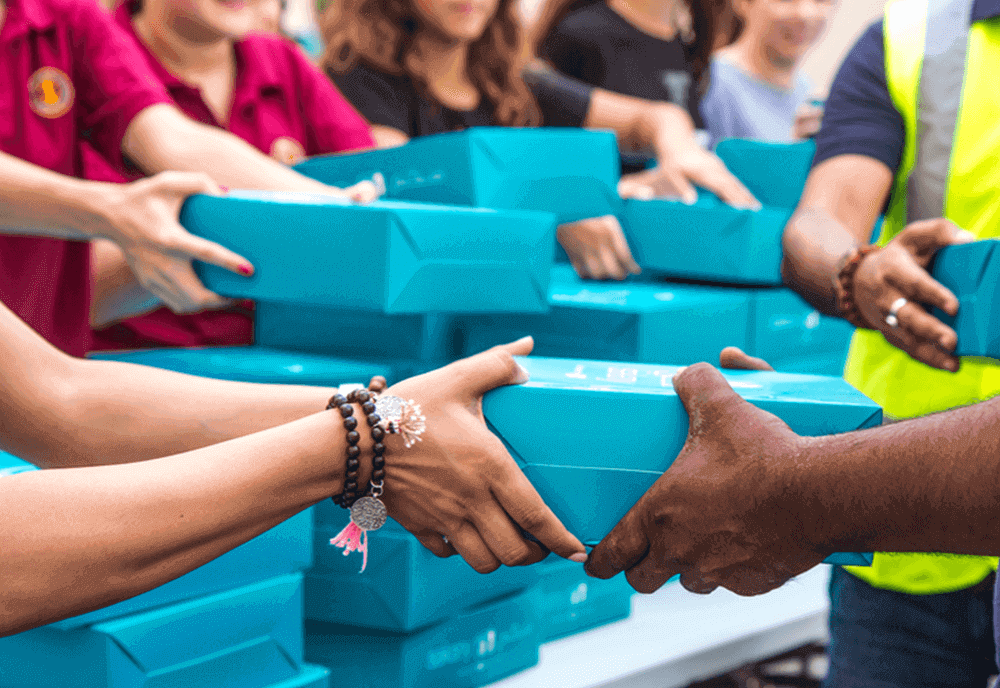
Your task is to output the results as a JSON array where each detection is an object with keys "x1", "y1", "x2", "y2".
[{"x1": 328, "y1": 387, "x2": 387, "y2": 509}]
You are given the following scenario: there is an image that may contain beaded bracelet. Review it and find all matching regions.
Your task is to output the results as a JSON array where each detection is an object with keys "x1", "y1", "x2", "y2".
[{"x1": 833, "y1": 244, "x2": 881, "y2": 329}]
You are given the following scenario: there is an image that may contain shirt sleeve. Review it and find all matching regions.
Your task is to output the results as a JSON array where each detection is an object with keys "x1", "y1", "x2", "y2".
[
  {"x1": 699, "y1": 64, "x2": 742, "y2": 146},
  {"x1": 286, "y1": 44, "x2": 376, "y2": 155},
  {"x1": 539, "y1": 14, "x2": 604, "y2": 85},
  {"x1": 812, "y1": 20, "x2": 905, "y2": 173},
  {"x1": 67, "y1": 0, "x2": 172, "y2": 162},
  {"x1": 327, "y1": 63, "x2": 413, "y2": 136},
  {"x1": 523, "y1": 65, "x2": 593, "y2": 128}
]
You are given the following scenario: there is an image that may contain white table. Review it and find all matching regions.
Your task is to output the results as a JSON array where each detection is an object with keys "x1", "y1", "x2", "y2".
[{"x1": 490, "y1": 565, "x2": 831, "y2": 688}]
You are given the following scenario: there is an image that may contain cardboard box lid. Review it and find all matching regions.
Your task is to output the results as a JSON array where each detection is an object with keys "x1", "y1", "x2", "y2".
[
  {"x1": 714, "y1": 139, "x2": 815, "y2": 209},
  {"x1": 93, "y1": 574, "x2": 303, "y2": 674},
  {"x1": 932, "y1": 240, "x2": 1000, "y2": 355}
]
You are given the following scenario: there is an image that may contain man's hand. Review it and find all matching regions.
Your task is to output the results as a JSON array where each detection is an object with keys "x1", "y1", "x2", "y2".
[
  {"x1": 619, "y1": 148, "x2": 760, "y2": 210},
  {"x1": 378, "y1": 337, "x2": 588, "y2": 572},
  {"x1": 853, "y1": 219, "x2": 974, "y2": 371},
  {"x1": 99, "y1": 171, "x2": 253, "y2": 315},
  {"x1": 558, "y1": 215, "x2": 641, "y2": 280},
  {"x1": 719, "y1": 346, "x2": 774, "y2": 372},
  {"x1": 585, "y1": 363, "x2": 826, "y2": 596}
]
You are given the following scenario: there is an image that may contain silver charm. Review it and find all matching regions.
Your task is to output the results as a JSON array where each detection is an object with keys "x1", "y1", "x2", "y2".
[{"x1": 350, "y1": 495, "x2": 387, "y2": 532}]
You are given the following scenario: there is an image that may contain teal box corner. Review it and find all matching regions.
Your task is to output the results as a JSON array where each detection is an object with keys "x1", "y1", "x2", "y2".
[
  {"x1": 269, "y1": 664, "x2": 330, "y2": 688},
  {"x1": 305, "y1": 590, "x2": 541, "y2": 688},
  {"x1": 483, "y1": 356, "x2": 880, "y2": 562},
  {"x1": 295, "y1": 127, "x2": 622, "y2": 224},
  {"x1": 532, "y1": 556, "x2": 633, "y2": 642},
  {"x1": 460, "y1": 266, "x2": 752, "y2": 364},
  {"x1": 714, "y1": 139, "x2": 816, "y2": 209},
  {"x1": 0, "y1": 574, "x2": 306, "y2": 688},
  {"x1": 931, "y1": 239, "x2": 1000, "y2": 358},
  {"x1": 750, "y1": 289, "x2": 855, "y2": 377},
  {"x1": 620, "y1": 194, "x2": 792, "y2": 285},
  {"x1": 183, "y1": 190, "x2": 556, "y2": 314},
  {"x1": 0, "y1": 458, "x2": 313, "y2": 629},
  {"x1": 306, "y1": 516, "x2": 538, "y2": 631},
  {"x1": 89, "y1": 346, "x2": 406, "y2": 386},
  {"x1": 255, "y1": 304, "x2": 457, "y2": 366}
]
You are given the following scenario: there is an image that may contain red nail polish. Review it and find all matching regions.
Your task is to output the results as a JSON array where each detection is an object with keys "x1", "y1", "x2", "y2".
[
  {"x1": 238, "y1": 263, "x2": 253, "y2": 276},
  {"x1": 219, "y1": 185, "x2": 230, "y2": 193}
]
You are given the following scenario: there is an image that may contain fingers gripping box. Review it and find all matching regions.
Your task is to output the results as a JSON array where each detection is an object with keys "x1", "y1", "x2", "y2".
[
  {"x1": 482, "y1": 357, "x2": 881, "y2": 565},
  {"x1": 294, "y1": 128, "x2": 622, "y2": 224},
  {"x1": 305, "y1": 590, "x2": 541, "y2": 688},
  {"x1": 931, "y1": 239, "x2": 1000, "y2": 358},
  {"x1": 183, "y1": 191, "x2": 556, "y2": 314},
  {"x1": 0, "y1": 574, "x2": 307, "y2": 688},
  {"x1": 305, "y1": 512, "x2": 538, "y2": 632},
  {"x1": 460, "y1": 266, "x2": 752, "y2": 365}
]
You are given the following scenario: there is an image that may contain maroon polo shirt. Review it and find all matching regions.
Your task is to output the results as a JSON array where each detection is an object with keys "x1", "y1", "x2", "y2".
[
  {"x1": 0, "y1": 0, "x2": 171, "y2": 356},
  {"x1": 88, "y1": 5, "x2": 376, "y2": 351}
]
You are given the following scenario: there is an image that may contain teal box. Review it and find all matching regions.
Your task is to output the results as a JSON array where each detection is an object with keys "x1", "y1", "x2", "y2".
[
  {"x1": 0, "y1": 456, "x2": 313, "y2": 629},
  {"x1": 306, "y1": 514, "x2": 538, "y2": 631},
  {"x1": 254, "y1": 304, "x2": 457, "y2": 367},
  {"x1": 295, "y1": 127, "x2": 622, "y2": 224},
  {"x1": 460, "y1": 266, "x2": 752, "y2": 364},
  {"x1": 531, "y1": 556, "x2": 633, "y2": 642},
  {"x1": 620, "y1": 193, "x2": 792, "y2": 285},
  {"x1": 89, "y1": 346, "x2": 406, "y2": 386},
  {"x1": 184, "y1": 191, "x2": 556, "y2": 314},
  {"x1": 268, "y1": 665, "x2": 330, "y2": 688},
  {"x1": 0, "y1": 574, "x2": 307, "y2": 688},
  {"x1": 305, "y1": 591, "x2": 540, "y2": 688},
  {"x1": 714, "y1": 139, "x2": 815, "y2": 209},
  {"x1": 931, "y1": 239, "x2": 1000, "y2": 358},
  {"x1": 483, "y1": 356, "x2": 880, "y2": 565},
  {"x1": 750, "y1": 289, "x2": 855, "y2": 376}
]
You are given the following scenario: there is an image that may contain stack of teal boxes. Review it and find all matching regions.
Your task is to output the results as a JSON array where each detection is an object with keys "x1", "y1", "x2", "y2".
[{"x1": 0, "y1": 452, "x2": 329, "y2": 688}]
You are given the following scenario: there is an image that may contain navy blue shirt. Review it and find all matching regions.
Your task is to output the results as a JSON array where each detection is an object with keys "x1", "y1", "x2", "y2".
[{"x1": 814, "y1": 0, "x2": 1000, "y2": 174}]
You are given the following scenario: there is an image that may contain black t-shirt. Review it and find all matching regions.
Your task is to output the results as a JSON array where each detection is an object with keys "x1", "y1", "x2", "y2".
[
  {"x1": 540, "y1": 2, "x2": 703, "y2": 127},
  {"x1": 329, "y1": 61, "x2": 593, "y2": 138}
]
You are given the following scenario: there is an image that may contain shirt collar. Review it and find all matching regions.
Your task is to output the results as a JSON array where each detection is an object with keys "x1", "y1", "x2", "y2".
[
  {"x1": 3, "y1": 0, "x2": 57, "y2": 38},
  {"x1": 113, "y1": 5, "x2": 285, "y2": 100},
  {"x1": 972, "y1": 0, "x2": 1000, "y2": 21}
]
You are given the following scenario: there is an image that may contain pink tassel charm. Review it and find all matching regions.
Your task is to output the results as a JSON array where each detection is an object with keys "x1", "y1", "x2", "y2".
[{"x1": 330, "y1": 521, "x2": 370, "y2": 573}]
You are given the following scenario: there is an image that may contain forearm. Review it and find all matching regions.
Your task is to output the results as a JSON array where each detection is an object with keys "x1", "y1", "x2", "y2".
[
  {"x1": 585, "y1": 91, "x2": 692, "y2": 161},
  {"x1": 1, "y1": 411, "x2": 356, "y2": 635},
  {"x1": 0, "y1": 151, "x2": 120, "y2": 240},
  {"x1": 90, "y1": 239, "x2": 160, "y2": 328},
  {"x1": 796, "y1": 399, "x2": 1000, "y2": 556},
  {"x1": 123, "y1": 105, "x2": 336, "y2": 195},
  {"x1": 780, "y1": 206, "x2": 858, "y2": 314}
]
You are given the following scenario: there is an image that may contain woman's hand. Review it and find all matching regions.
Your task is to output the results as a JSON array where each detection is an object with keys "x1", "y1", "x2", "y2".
[
  {"x1": 852, "y1": 219, "x2": 974, "y2": 371},
  {"x1": 618, "y1": 147, "x2": 760, "y2": 210},
  {"x1": 99, "y1": 172, "x2": 252, "y2": 315},
  {"x1": 558, "y1": 215, "x2": 641, "y2": 280},
  {"x1": 378, "y1": 337, "x2": 588, "y2": 572}
]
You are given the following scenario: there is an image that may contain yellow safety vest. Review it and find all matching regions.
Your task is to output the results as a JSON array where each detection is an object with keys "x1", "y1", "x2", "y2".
[{"x1": 842, "y1": 0, "x2": 1000, "y2": 594}]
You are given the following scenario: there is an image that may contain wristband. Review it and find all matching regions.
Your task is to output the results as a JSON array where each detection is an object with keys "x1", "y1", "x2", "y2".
[{"x1": 834, "y1": 244, "x2": 881, "y2": 329}]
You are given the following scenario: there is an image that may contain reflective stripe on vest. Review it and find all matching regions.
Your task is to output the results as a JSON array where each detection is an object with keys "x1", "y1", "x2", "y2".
[{"x1": 842, "y1": 0, "x2": 1000, "y2": 594}]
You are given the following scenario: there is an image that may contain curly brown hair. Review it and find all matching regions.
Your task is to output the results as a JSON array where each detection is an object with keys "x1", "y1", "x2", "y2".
[
  {"x1": 530, "y1": 0, "x2": 738, "y2": 95},
  {"x1": 321, "y1": 0, "x2": 541, "y2": 127}
]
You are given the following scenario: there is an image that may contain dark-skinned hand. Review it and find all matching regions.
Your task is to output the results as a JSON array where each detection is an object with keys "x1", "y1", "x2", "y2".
[{"x1": 585, "y1": 363, "x2": 828, "y2": 596}]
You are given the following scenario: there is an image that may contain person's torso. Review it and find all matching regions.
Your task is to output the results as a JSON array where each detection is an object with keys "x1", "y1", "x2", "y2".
[
  {"x1": 702, "y1": 56, "x2": 811, "y2": 143},
  {"x1": 842, "y1": 0, "x2": 1000, "y2": 594},
  {"x1": 0, "y1": 0, "x2": 96, "y2": 357}
]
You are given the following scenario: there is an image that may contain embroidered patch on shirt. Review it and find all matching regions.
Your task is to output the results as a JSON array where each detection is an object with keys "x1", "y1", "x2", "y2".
[
  {"x1": 28, "y1": 67, "x2": 75, "y2": 119},
  {"x1": 270, "y1": 136, "x2": 306, "y2": 166}
]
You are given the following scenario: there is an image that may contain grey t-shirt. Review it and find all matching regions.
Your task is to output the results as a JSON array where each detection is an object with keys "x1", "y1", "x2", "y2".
[{"x1": 700, "y1": 55, "x2": 813, "y2": 146}]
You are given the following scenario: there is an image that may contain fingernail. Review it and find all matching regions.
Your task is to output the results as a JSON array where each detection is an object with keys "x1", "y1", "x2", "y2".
[
  {"x1": 570, "y1": 553, "x2": 588, "y2": 563},
  {"x1": 219, "y1": 185, "x2": 229, "y2": 193},
  {"x1": 238, "y1": 263, "x2": 253, "y2": 276},
  {"x1": 957, "y1": 230, "x2": 976, "y2": 243},
  {"x1": 514, "y1": 364, "x2": 530, "y2": 384}
]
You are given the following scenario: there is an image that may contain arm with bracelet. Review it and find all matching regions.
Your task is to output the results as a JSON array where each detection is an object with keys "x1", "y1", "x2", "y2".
[{"x1": 0, "y1": 301, "x2": 586, "y2": 637}]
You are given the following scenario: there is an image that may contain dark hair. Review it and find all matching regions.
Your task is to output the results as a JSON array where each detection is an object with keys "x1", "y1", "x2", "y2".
[
  {"x1": 321, "y1": 0, "x2": 541, "y2": 126},
  {"x1": 531, "y1": 0, "x2": 735, "y2": 94}
]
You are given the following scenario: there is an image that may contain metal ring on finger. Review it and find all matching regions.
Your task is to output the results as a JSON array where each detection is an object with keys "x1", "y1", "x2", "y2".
[{"x1": 885, "y1": 297, "x2": 908, "y2": 328}]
